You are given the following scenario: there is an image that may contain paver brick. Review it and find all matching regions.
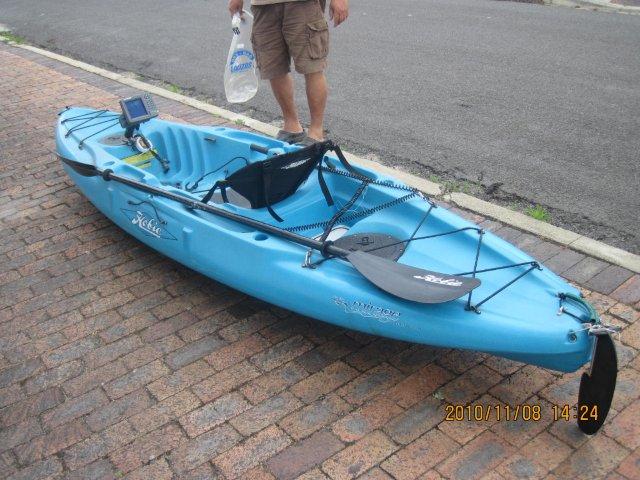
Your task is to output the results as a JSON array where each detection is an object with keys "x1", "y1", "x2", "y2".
[
  {"x1": 85, "y1": 388, "x2": 153, "y2": 432},
  {"x1": 296, "y1": 334, "x2": 360, "y2": 373},
  {"x1": 125, "y1": 457, "x2": 173, "y2": 480},
  {"x1": 322, "y1": 430, "x2": 397, "y2": 480},
  {"x1": 267, "y1": 430, "x2": 344, "y2": 480},
  {"x1": 489, "y1": 365, "x2": 555, "y2": 404},
  {"x1": 147, "y1": 359, "x2": 214, "y2": 400},
  {"x1": 0, "y1": 387, "x2": 64, "y2": 428},
  {"x1": 165, "y1": 334, "x2": 226, "y2": 369},
  {"x1": 616, "y1": 450, "x2": 640, "y2": 480},
  {"x1": 63, "y1": 420, "x2": 137, "y2": 470},
  {"x1": 64, "y1": 458, "x2": 115, "y2": 480},
  {"x1": 585, "y1": 265, "x2": 634, "y2": 295},
  {"x1": 280, "y1": 394, "x2": 350, "y2": 440},
  {"x1": 205, "y1": 333, "x2": 270, "y2": 371},
  {"x1": 180, "y1": 392, "x2": 250, "y2": 437},
  {"x1": 291, "y1": 361, "x2": 359, "y2": 404},
  {"x1": 250, "y1": 334, "x2": 313, "y2": 372},
  {"x1": 337, "y1": 363, "x2": 405, "y2": 406},
  {"x1": 129, "y1": 389, "x2": 201, "y2": 434},
  {"x1": 381, "y1": 429, "x2": 458, "y2": 480},
  {"x1": 230, "y1": 391, "x2": 302, "y2": 436},
  {"x1": 83, "y1": 335, "x2": 142, "y2": 369},
  {"x1": 384, "y1": 363, "x2": 453, "y2": 409},
  {"x1": 604, "y1": 399, "x2": 640, "y2": 449},
  {"x1": 0, "y1": 358, "x2": 42, "y2": 388},
  {"x1": 42, "y1": 336, "x2": 100, "y2": 367},
  {"x1": 520, "y1": 432, "x2": 572, "y2": 472},
  {"x1": 62, "y1": 359, "x2": 127, "y2": 397},
  {"x1": 384, "y1": 397, "x2": 442, "y2": 445},
  {"x1": 215, "y1": 425, "x2": 292, "y2": 479},
  {"x1": 241, "y1": 361, "x2": 309, "y2": 404},
  {"x1": 103, "y1": 359, "x2": 170, "y2": 399},
  {"x1": 5, "y1": 457, "x2": 62, "y2": 480},
  {"x1": 14, "y1": 418, "x2": 89, "y2": 465},
  {"x1": 110, "y1": 422, "x2": 185, "y2": 474},
  {"x1": 436, "y1": 431, "x2": 514, "y2": 480},
  {"x1": 441, "y1": 364, "x2": 503, "y2": 404},
  {"x1": 611, "y1": 274, "x2": 640, "y2": 305},
  {"x1": 332, "y1": 394, "x2": 403, "y2": 443},
  {"x1": 553, "y1": 433, "x2": 629, "y2": 479},
  {"x1": 218, "y1": 311, "x2": 279, "y2": 342},
  {"x1": 192, "y1": 360, "x2": 260, "y2": 403},
  {"x1": 42, "y1": 388, "x2": 109, "y2": 429},
  {"x1": 169, "y1": 424, "x2": 241, "y2": 474},
  {"x1": 0, "y1": 418, "x2": 42, "y2": 451},
  {"x1": 345, "y1": 339, "x2": 409, "y2": 372},
  {"x1": 562, "y1": 257, "x2": 609, "y2": 285}
]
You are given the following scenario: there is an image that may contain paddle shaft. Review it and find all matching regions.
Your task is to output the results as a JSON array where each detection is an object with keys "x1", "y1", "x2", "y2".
[{"x1": 62, "y1": 157, "x2": 350, "y2": 258}]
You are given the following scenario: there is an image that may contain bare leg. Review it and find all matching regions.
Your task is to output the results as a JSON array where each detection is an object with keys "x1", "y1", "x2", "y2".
[
  {"x1": 269, "y1": 73, "x2": 303, "y2": 133},
  {"x1": 304, "y1": 71, "x2": 327, "y2": 141}
]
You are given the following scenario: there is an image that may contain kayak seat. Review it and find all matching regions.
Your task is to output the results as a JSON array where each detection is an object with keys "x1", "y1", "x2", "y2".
[{"x1": 201, "y1": 140, "x2": 360, "y2": 222}]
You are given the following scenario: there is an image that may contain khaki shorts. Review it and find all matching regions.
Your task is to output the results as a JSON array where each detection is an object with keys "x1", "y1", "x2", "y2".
[{"x1": 250, "y1": 0, "x2": 329, "y2": 80}]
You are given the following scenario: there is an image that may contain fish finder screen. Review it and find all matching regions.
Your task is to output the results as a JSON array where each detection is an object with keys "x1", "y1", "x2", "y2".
[{"x1": 124, "y1": 98, "x2": 148, "y2": 119}]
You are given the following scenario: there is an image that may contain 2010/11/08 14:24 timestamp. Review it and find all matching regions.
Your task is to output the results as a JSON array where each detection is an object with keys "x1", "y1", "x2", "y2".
[{"x1": 444, "y1": 404, "x2": 599, "y2": 422}]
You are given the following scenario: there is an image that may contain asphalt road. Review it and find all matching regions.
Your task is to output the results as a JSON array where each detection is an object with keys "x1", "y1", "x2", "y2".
[{"x1": 1, "y1": 0, "x2": 639, "y2": 253}]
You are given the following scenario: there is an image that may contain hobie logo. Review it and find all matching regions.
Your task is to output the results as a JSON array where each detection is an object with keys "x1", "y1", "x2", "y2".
[
  {"x1": 121, "y1": 209, "x2": 176, "y2": 241},
  {"x1": 413, "y1": 274, "x2": 462, "y2": 287},
  {"x1": 133, "y1": 211, "x2": 162, "y2": 237}
]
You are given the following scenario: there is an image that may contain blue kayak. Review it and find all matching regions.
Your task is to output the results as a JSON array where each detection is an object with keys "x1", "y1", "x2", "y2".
[{"x1": 55, "y1": 99, "x2": 618, "y2": 434}]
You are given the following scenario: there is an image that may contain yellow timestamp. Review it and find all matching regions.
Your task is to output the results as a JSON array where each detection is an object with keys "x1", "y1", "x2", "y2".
[
  {"x1": 444, "y1": 403, "x2": 599, "y2": 422},
  {"x1": 445, "y1": 404, "x2": 542, "y2": 422},
  {"x1": 552, "y1": 404, "x2": 599, "y2": 422}
]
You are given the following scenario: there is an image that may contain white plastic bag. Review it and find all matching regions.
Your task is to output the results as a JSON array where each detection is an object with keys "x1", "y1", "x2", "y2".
[{"x1": 224, "y1": 11, "x2": 258, "y2": 103}]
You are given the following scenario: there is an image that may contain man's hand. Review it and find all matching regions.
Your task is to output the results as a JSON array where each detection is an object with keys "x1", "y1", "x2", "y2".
[
  {"x1": 329, "y1": 0, "x2": 348, "y2": 27},
  {"x1": 228, "y1": 0, "x2": 244, "y2": 16}
]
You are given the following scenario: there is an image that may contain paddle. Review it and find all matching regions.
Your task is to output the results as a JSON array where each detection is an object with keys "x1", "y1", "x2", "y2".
[
  {"x1": 61, "y1": 157, "x2": 481, "y2": 304},
  {"x1": 347, "y1": 251, "x2": 480, "y2": 304}
]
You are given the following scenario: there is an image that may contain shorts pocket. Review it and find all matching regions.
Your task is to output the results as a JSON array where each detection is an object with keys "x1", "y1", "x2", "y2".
[{"x1": 307, "y1": 18, "x2": 329, "y2": 59}]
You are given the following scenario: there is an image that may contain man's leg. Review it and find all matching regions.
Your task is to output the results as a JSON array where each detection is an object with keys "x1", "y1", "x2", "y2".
[
  {"x1": 269, "y1": 73, "x2": 303, "y2": 134},
  {"x1": 304, "y1": 71, "x2": 327, "y2": 141}
]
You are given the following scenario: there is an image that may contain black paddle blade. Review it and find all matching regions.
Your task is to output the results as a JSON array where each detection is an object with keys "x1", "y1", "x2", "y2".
[
  {"x1": 577, "y1": 334, "x2": 617, "y2": 435},
  {"x1": 59, "y1": 156, "x2": 100, "y2": 177},
  {"x1": 346, "y1": 250, "x2": 481, "y2": 304}
]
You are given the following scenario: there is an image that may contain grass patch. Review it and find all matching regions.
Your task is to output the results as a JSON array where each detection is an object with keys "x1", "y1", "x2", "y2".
[
  {"x1": 440, "y1": 179, "x2": 482, "y2": 196},
  {"x1": 0, "y1": 31, "x2": 25, "y2": 44},
  {"x1": 166, "y1": 83, "x2": 182, "y2": 94},
  {"x1": 525, "y1": 204, "x2": 551, "y2": 222},
  {"x1": 234, "y1": 118, "x2": 245, "y2": 126}
]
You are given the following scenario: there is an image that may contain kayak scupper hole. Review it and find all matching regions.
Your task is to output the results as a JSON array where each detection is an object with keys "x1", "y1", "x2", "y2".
[{"x1": 254, "y1": 233, "x2": 268, "y2": 241}]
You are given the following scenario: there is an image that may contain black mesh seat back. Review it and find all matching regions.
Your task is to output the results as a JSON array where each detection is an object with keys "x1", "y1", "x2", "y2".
[{"x1": 225, "y1": 142, "x2": 328, "y2": 209}]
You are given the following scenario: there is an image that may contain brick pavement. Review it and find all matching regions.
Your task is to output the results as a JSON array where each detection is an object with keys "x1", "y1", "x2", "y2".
[{"x1": 1, "y1": 42, "x2": 639, "y2": 480}]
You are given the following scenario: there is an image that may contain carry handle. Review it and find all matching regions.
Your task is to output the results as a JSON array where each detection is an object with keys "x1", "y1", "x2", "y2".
[{"x1": 250, "y1": 143, "x2": 270, "y2": 154}]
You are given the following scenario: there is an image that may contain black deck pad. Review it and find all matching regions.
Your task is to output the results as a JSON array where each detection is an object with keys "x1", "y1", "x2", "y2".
[
  {"x1": 577, "y1": 334, "x2": 617, "y2": 435},
  {"x1": 346, "y1": 250, "x2": 481, "y2": 304},
  {"x1": 334, "y1": 233, "x2": 406, "y2": 261}
]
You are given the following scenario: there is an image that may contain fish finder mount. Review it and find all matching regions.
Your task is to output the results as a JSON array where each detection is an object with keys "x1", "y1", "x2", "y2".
[{"x1": 119, "y1": 94, "x2": 159, "y2": 140}]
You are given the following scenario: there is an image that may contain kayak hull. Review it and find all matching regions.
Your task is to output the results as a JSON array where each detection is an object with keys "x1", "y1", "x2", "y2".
[{"x1": 57, "y1": 107, "x2": 595, "y2": 373}]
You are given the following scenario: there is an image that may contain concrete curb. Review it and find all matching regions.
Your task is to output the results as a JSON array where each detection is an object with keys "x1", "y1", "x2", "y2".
[
  {"x1": 11, "y1": 42, "x2": 640, "y2": 274},
  {"x1": 549, "y1": 0, "x2": 640, "y2": 12}
]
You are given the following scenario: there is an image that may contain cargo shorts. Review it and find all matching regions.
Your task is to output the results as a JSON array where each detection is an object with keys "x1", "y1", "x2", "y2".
[{"x1": 250, "y1": 0, "x2": 329, "y2": 80}]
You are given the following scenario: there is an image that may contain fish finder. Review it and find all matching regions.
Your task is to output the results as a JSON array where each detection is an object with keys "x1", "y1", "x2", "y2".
[{"x1": 119, "y1": 94, "x2": 158, "y2": 138}]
